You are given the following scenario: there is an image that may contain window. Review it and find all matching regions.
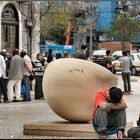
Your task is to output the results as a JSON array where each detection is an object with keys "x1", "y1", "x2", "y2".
[
  {"x1": 130, "y1": 55, "x2": 134, "y2": 61},
  {"x1": 137, "y1": 54, "x2": 140, "y2": 60}
]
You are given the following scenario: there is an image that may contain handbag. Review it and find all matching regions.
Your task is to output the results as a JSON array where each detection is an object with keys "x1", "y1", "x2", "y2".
[{"x1": 29, "y1": 72, "x2": 35, "y2": 81}]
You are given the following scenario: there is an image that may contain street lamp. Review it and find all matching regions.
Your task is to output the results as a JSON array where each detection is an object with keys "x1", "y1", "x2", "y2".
[{"x1": 26, "y1": 20, "x2": 33, "y2": 28}]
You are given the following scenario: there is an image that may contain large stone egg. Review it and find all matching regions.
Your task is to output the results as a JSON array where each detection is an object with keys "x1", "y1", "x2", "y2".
[{"x1": 43, "y1": 58, "x2": 117, "y2": 122}]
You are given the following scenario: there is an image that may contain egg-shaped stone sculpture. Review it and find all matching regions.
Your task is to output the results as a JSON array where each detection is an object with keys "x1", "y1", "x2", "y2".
[{"x1": 43, "y1": 58, "x2": 117, "y2": 122}]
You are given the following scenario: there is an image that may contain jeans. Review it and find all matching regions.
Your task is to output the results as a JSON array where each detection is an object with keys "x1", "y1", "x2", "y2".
[
  {"x1": 35, "y1": 76, "x2": 44, "y2": 99},
  {"x1": 7, "y1": 79, "x2": 21, "y2": 102},
  {"x1": 0, "y1": 76, "x2": 8, "y2": 101},
  {"x1": 92, "y1": 108, "x2": 126, "y2": 135},
  {"x1": 122, "y1": 72, "x2": 131, "y2": 92},
  {"x1": 22, "y1": 75, "x2": 31, "y2": 101}
]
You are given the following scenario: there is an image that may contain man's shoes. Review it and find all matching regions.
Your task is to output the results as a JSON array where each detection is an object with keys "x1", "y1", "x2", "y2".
[
  {"x1": 12, "y1": 100, "x2": 21, "y2": 102},
  {"x1": 15, "y1": 100, "x2": 21, "y2": 102},
  {"x1": 4, "y1": 100, "x2": 11, "y2": 103},
  {"x1": 123, "y1": 91, "x2": 133, "y2": 95},
  {"x1": 39, "y1": 97, "x2": 45, "y2": 100},
  {"x1": 128, "y1": 91, "x2": 133, "y2": 95},
  {"x1": 22, "y1": 99, "x2": 31, "y2": 102},
  {"x1": 98, "y1": 131, "x2": 106, "y2": 139},
  {"x1": 123, "y1": 92, "x2": 129, "y2": 95}
]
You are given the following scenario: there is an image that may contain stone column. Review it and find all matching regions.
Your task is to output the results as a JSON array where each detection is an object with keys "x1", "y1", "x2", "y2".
[{"x1": 31, "y1": 1, "x2": 40, "y2": 62}]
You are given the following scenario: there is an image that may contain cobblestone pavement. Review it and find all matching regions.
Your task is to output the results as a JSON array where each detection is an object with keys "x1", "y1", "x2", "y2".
[{"x1": 0, "y1": 74, "x2": 140, "y2": 139}]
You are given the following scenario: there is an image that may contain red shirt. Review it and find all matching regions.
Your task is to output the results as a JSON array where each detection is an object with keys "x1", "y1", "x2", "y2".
[{"x1": 92, "y1": 90, "x2": 125, "y2": 119}]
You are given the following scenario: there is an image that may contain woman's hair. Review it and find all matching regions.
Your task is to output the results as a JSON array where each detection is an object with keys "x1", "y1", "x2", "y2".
[{"x1": 20, "y1": 50, "x2": 27, "y2": 58}]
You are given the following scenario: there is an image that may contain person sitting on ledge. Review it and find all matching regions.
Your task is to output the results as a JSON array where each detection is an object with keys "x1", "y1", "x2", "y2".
[{"x1": 92, "y1": 87, "x2": 128, "y2": 139}]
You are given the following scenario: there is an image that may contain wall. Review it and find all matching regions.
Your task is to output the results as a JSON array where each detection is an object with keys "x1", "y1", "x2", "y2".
[{"x1": 98, "y1": 42, "x2": 132, "y2": 51}]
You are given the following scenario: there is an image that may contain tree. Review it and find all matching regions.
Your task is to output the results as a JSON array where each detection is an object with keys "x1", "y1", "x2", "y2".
[
  {"x1": 40, "y1": 1, "x2": 54, "y2": 20},
  {"x1": 40, "y1": 11, "x2": 68, "y2": 44},
  {"x1": 40, "y1": 2, "x2": 84, "y2": 45},
  {"x1": 106, "y1": 14, "x2": 140, "y2": 49}
]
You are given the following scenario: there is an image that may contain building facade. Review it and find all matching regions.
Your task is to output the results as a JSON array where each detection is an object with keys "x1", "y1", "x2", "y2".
[{"x1": 0, "y1": 1, "x2": 40, "y2": 60}]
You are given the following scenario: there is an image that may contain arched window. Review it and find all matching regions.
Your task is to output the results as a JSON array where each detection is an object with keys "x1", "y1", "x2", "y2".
[
  {"x1": 1, "y1": 3, "x2": 19, "y2": 55},
  {"x1": 2, "y1": 4, "x2": 18, "y2": 22}
]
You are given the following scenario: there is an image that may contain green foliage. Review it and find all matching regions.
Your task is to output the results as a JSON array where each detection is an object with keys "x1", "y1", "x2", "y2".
[
  {"x1": 40, "y1": 4, "x2": 77, "y2": 45},
  {"x1": 106, "y1": 14, "x2": 140, "y2": 42}
]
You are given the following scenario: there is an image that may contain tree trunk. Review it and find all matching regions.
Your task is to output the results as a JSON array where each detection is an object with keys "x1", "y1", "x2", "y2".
[{"x1": 121, "y1": 41, "x2": 124, "y2": 50}]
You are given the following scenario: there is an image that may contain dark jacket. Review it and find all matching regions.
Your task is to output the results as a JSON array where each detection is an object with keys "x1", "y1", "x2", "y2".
[{"x1": 74, "y1": 49, "x2": 87, "y2": 60}]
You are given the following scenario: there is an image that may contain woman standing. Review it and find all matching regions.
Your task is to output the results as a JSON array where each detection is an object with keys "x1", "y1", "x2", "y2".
[
  {"x1": 47, "y1": 49, "x2": 54, "y2": 63},
  {"x1": 34, "y1": 53, "x2": 47, "y2": 99},
  {"x1": 20, "y1": 50, "x2": 33, "y2": 101}
]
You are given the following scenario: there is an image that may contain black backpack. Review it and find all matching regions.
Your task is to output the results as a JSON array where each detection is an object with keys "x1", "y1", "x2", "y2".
[{"x1": 128, "y1": 127, "x2": 140, "y2": 139}]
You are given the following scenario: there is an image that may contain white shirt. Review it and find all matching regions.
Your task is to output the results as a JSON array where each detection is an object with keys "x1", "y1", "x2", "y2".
[
  {"x1": 0, "y1": 54, "x2": 6, "y2": 77},
  {"x1": 23, "y1": 55, "x2": 33, "y2": 76},
  {"x1": 121, "y1": 56, "x2": 131, "y2": 73}
]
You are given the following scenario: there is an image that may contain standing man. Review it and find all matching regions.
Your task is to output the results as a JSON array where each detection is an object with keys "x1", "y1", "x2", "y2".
[
  {"x1": 121, "y1": 50, "x2": 132, "y2": 95},
  {"x1": 7, "y1": 49, "x2": 24, "y2": 102},
  {"x1": 74, "y1": 44, "x2": 89, "y2": 60},
  {"x1": 92, "y1": 87, "x2": 127, "y2": 139},
  {"x1": 106, "y1": 50, "x2": 116, "y2": 73},
  {"x1": 0, "y1": 53, "x2": 9, "y2": 103},
  {"x1": 34, "y1": 53, "x2": 47, "y2": 100}
]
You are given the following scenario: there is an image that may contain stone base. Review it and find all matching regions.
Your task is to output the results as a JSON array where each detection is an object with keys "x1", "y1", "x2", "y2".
[{"x1": 23, "y1": 121, "x2": 133, "y2": 138}]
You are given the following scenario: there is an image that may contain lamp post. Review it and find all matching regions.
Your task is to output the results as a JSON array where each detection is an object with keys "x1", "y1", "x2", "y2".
[
  {"x1": 89, "y1": 1, "x2": 96, "y2": 57},
  {"x1": 25, "y1": 19, "x2": 33, "y2": 58},
  {"x1": 25, "y1": 1, "x2": 33, "y2": 58},
  {"x1": 89, "y1": 1, "x2": 93, "y2": 57}
]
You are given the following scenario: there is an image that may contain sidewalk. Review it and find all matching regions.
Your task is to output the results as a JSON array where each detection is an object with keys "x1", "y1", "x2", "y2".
[{"x1": 0, "y1": 74, "x2": 140, "y2": 139}]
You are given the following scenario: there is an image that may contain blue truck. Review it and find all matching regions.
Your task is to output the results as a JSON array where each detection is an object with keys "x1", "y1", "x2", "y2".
[
  {"x1": 40, "y1": 40, "x2": 75, "y2": 57},
  {"x1": 47, "y1": 45, "x2": 75, "y2": 57}
]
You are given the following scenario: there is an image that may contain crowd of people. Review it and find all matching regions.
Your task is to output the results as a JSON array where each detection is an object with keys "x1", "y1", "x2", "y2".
[
  {"x1": 0, "y1": 48, "x2": 72, "y2": 103},
  {"x1": 74, "y1": 44, "x2": 133, "y2": 95}
]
